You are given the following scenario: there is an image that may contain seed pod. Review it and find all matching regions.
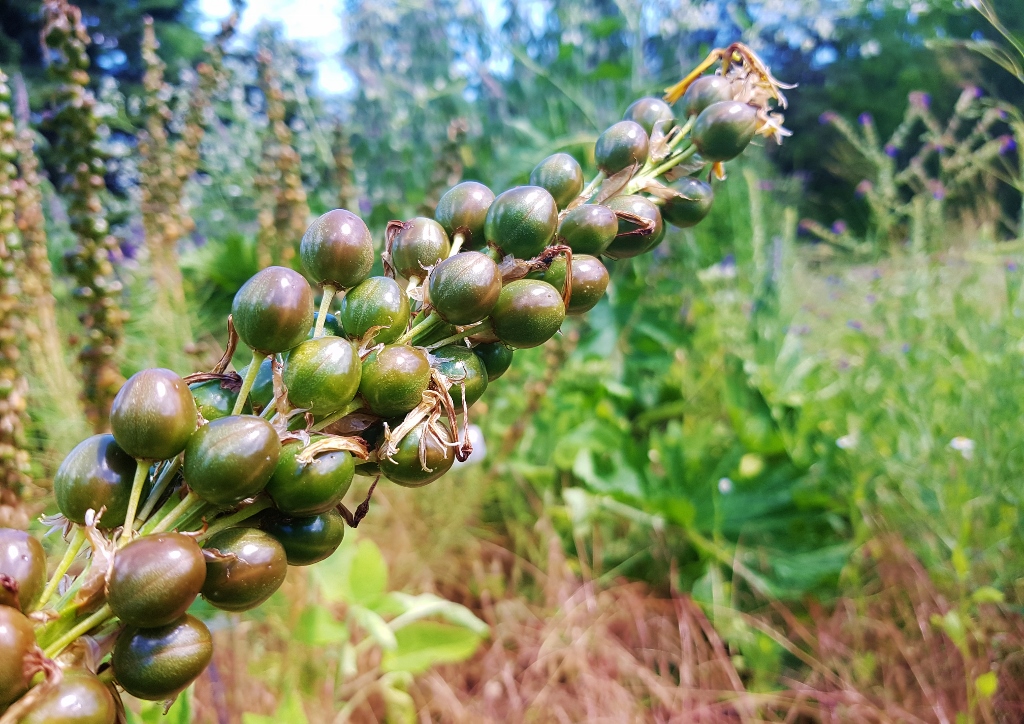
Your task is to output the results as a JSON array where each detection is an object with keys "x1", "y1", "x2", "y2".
[
  {"x1": 190, "y1": 379, "x2": 250, "y2": 422},
  {"x1": 108, "y1": 533, "x2": 206, "y2": 627},
  {"x1": 359, "y1": 345, "x2": 431, "y2": 418},
  {"x1": 337, "y1": 277, "x2": 410, "y2": 345},
  {"x1": 692, "y1": 101, "x2": 758, "y2": 163},
  {"x1": 662, "y1": 177, "x2": 714, "y2": 228},
  {"x1": 542, "y1": 255, "x2": 610, "y2": 315},
  {"x1": 557, "y1": 205, "x2": 618, "y2": 256},
  {"x1": 0, "y1": 605, "x2": 36, "y2": 709},
  {"x1": 309, "y1": 312, "x2": 343, "y2": 339},
  {"x1": 184, "y1": 416, "x2": 280, "y2": 507},
  {"x1": 265, "y1": 436, "x2": 355, "y2": 515},
  {"x1": 231, "y1": 266, "x2": 314, "y2": 354},
  {"x1": 679, "y1": 75, "x2": 734, "y2": 118},
  {"x1": 594, "y1": 120, "x2": 649, "y2": 175},
  {"x1": 110, "y1": 369, "x2": 197, "y2": 461},
  {"x1": 624, "y1": 97, "x2": 675, "y2": 136},
  {"x1": 490, "y1": 280, "x2": 565, "y2": 349},
  {"x1": 283, "y1": 336, "x2": 361, "y2": 416},
  {"x1": 392, "y1": 217, "x2": 450, "y2": 279},
  {"x1": 201, "y1": 528, "x2": 287, "y2": 612},
  {"x1": 53, "y1": 434, "x2": 139, "y2": 528},
  {"x1": 473, "y1": 342, "x2": 514, "y2": 382},
  {"x1": 431, "y1": 346, "x2": 488, "y2": 407},
  {"x1": 380, "y1": 422, "x2": 455, "y2": 488},
  {"x1": 604, "y1": 195, "x2": 665, "y2": 260},
  {"x1": 434, "y1": 181, "x2": 494, "y2": 248},
  {"x1": 484, "y1": 186, "x2": 559, "y2": 259},
  {"x1": 112, "y1": 615, "x2": 213, "y2": 701},
  {"x1": 428, "y1": 252, "x2": 502, "y2": 326},
  {"x1": 300, "y1": 209, "x2": 374, "y2": 289},
  {"x1": 18, "y1": 668, "x2": 117, "y2": 724},
  {"x1": 0, "y1": 529, "x2": 45, "y2": 611},
  {"x1": 262, "y1": 509, "x2": 345, "y2": 566},
  {"x1": 240, "y1": 356, "x2": 275, "y2": 411},
  {"x1": 529, "y1": 153, "x2": 584, "y2": 209}
]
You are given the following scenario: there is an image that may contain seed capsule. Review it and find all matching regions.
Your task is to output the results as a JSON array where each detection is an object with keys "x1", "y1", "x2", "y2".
[
  {"x1": 557, "y1": 205, "x2": 618, "y2": 256},
  {"x1": 679, "y1": 75, "x2": 734, "y2": 118},
  {"x1": 692, "y1": 101, "x2": 758, "y2": 163},
  {"x1": 337, "y1": 276, "x2": 410, "y2": 345},
  {"x1": 201, "y1": 528, "x2": 287, "y2": 612},
  {"x1": 231, "y1": 266, "x2": 315, "y2": 354},
  {"x1": 428, "y1": 252, "x2": 502, "y2": 326},
  {"x1": 309, "y1": 312, "x2": 343, "y2": 339},
  {"x1": 53, "y1": 434, "x2": 139, "y2": 529},
  {"x1": 112, "y1": 615, "x2": 213, "y2": 701},
  {"x1": 490, "y1": 279, "x2": 565, "y2": 349},
  {"x1": 184, "y1": 415, "x2": 280, "y2": 507},
  {"x1": 0, "y1": 606, "x2": 36, "y2": 709},
  {"x1": 529, "y1": 153, "x2": 584, "y2": 209},
  {"x1": 624, "y1": 97, "x2": 675, "y2": 136},
  {"x1": 283, "y1": 336, "x2": 361, "y2": 416},
  {"x1": 542, "y1": 255, "x2": 610, "y2": 315},
  {"x1": 594, "y1": 120, "x2": 649, "y2": 175},
  {"x1": 484, "y1": 186, "x2": 559, "y2": 259},
  {"x1": 300, "y1": 209, "x2": 375, "y2": 289},
  {"x1": 0, "y1": 529, "x2": 45, "y2": 611},
  {"x1": 604, "y1": 195, "x2": 665, "y2": 259},
  {"x1": 190, "y1": 378, "x2": 249, "y2": 422},
  {"x1": 359, "y1": 345, "x2": 431, "y2": 418},
  {"x1": 380, "y1": 422, "x2": 455, "y2": 488},
  {"x1": 110, "y1": 368, "x2": 197, "y2": 461},
  {"x1": 434, "y1": 181, "x2": 494, "y2": 248},
  {"x1": 662, "y1": 177, "x2": 714, "y2": 228},
  {"x1": 18, "y1": 669, "x2": 117, "y2": 724},
  {"x1": 473, "y1": 342, "x2": 514, "y2": 382},
  {"x1": 108, "y1": 533, "x2": 207, "y2": 627},
  {"x1": 431, "y1": 345, "x2": 488, "y2": 407},
  {"x1": 392, "y1": 217, "x2": 450, "y2": 279},
  {"x1": 240, "y1": 355, "x2": 275, "y2": 411},
  {"x1": 265, "y1": 436, "x2": 355, "y2": 515},
  {"x1": 262, "y1": 509, "x2": 346, "y2": 566}
]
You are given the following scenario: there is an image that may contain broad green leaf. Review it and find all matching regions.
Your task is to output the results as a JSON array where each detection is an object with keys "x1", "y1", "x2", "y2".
[
  {"x1": 295, "y1": 604, "x2": 350, "y2": 647},
  {"x1": 351, "y1": 604, "x2": 398, "y2": 650},
  {"x1": 389, "y1": 592, "x2": 490, "y2": 636},
  {"x1": 348, "y1": 539, "x2": 389, "y2": 607},
  {"x1": 381, "y1": 621, "x2": 483, "y2": 674}
]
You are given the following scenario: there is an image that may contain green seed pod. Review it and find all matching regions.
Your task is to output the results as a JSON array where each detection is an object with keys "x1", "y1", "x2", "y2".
[
  {"x1": 337, "y1": 277, "x2": 410, "y2": 345},
  {"x1": 604, "y1": 195, "x2": 665, "y2": 259},
  {"x1": 18, "y1": 669, "x2": 117, "y2": 724},
  {"x1": 309, "y1": 312, "x2": 343, "y2": 339},
  {"x1": 265, "y1": 436, "x2": 355, "y2": 515},
  {"x1": 110, "y1": 368, "x2": 197, "y2": 461},
  {"x1": 262, "y1": 509, "x2": 345, "y2": 566},
  {"x1": 490, "y1": 280, "x2": 565, "y2": 349},
  {"x1": 190, "y1": 379, "x2": 250, "y2": 422},
  {"x1": 484, "y1": 186, "x2": 559, "y2": 259},
  {"x1": 692, "y1": 101, "x2": 758, "y2": 163},
  {"x1": 241, "y1": 356, "x2": 275, "y2": 412},
  {"x1": 428, "y1": 252, "x2": 502, "y2": 326},
  {"x1": 0, "y1": 606, "x2": 35, "y2": 709},
  {"x1": 112, "y1": 615, "x2": 213, "y2": 701},
  {"x1": 431, "y1": 346, "x2": 488, "y2": 408},
  {"x1": 392, "y1": 218, "x2": 450, "y2": 280},
  {"x1": 282, "y1": 336, "x2": 361, "y2": 416},
  {"x1": 53, "y1": 434, "x2": 139, "y2": 529},
  {"x1": 529, "y1": 153, "x2": 584, "y2": 210},
  {"x1": 594, "y1": 120, "x2": 649, "y2": 175},
  {"x1": 679, "y1": 75, "x2": 734, "y2": 118},
  {"x1": 108, "y1": 533, "x2": 206, "y2": 627},
  {"x1": 231, "y1": 266, "x2": 315, "y2": 354},
  {"x1": 662, "y1": 177, "x2": 714, "y2": 228},
  {"x1": 359, "y1": 345, "x2": 431, "y2": 418},
  {"x1": 0, "y1": 529, "x2": 45, "y2": 611},
  {"x1": 543, "y1": 255, "x2": 610, "y2": 315},
  {"x1": 183, "y1": 416, "x2": 280, "y2": 507},
  {"x1": 624, "y1": 97, "x2": 675, "y2": 136},
  {"x1": 473, "y1": 342, "x2": 514, "y2": 382},
  {"x1": 300, "y1": 209, "x2": 374, "y2": 289},
  {"x1": 557, "y1": 205, "x2": 618, "y2": 256},
  {"x1": 201, "y1": 528, "x2": 287, "y2": 612},
  {"x1": 380, "y1": 422, "x2": 455, "y2": 488},
  {"x1": 434, "y1": 181, "x2": 494, "y2": 248}
]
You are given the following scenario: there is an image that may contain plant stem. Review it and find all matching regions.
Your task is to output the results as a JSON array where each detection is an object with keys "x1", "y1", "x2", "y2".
[
  {"x1": 406, "y1": 276, "x2": 420, "y2": 296},
  {"x1": 198, "y1": 498, "x2": 274, "y2": 543},
  {"x1": 396, "y1": 311, "x2": 441, "y2": 345},
  {"x1": 118, "y1": 462, "x2": 151, "y2": 547},
  {"x1": 448, "y1": 233, "x2": 464, "y2": 257},
  {"x1": 233, "y1": 348, "x2": 265, "y2": 415},
  {"x1": 37, "y1": 527, "x2": 86, "y2": 609},
  {"x1": 139, "y1": 493, "x2": 182, "y2": 535},
  {"x1": 42, "y1": 604, "x2": 113, "y2": 659},
  {"x1": 624, "y1": 145, "x2": 698, "y2": 195},
  {"x1": 314, "y1": 284, "x2": 338, "y2": 338},
  {"x1": 310, "y1": 400, "x2": 365, "y2": 432},
  {"x1": 578, "y1": 171, "x2": 606, "y2": 203},
  {"x1": 423, "y1": 320, "x2": 492, "y2": 351},
  {"x1": 150, "y1": 491, "x2": 203, "y2": 534},
  {"x1": 137, "y1": 455, "x2": 182, "y2": 523}
]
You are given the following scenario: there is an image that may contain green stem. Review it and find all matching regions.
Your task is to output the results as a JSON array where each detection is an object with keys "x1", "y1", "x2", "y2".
[
  {"x1": 406, "y1": 276, "x2": 421, "y2": 298},
  {"x1": 625, "y1": 144, "x2": 699, "y2": 194},
  {"x1": 118, "y1": 462, "x2": 152, "y2": 547},
  {"x1": 578, "y1": 171, "x2": 605, "y2": 203},
  {"x1": 423, "y1": 320, "x2": 492, "y2": 352},
  {"x1": 310, "y1": 400, "x2": 365, "y2": 432},
  {"x1": 139, "y1": 493, "x2": 182, "y2": 535},
  {"x1": 137, "y1": 455, "x2": 182, "y2": 523},
  {"x1": 37, "y1": 527, "x2": 87, "y2": 610},
  {"x1": 314, "y1": 284, "x2": 338, "y2": 338},
  {"x1": 150, "y1": 491, "x2": 204, "y2": 534},
  {"x1": 260, "y1": 402, "x2": 278, "y2": 420},
  {"x1": 198, "y1": 498, "x2": 274, "y2": 543},
  {"x1": 43, "y1": 604, "x2": 113, "y2": 659},
  {"x1": 666, "y1": 116, "x2": 695, "y2": 151},
  {"x1": 448, "y1": 233, "x2": 464, "y2": 257},
  {"x1": 233, "y1": 348, "x2": 265, "y2": 415},
  {"x1": 396, "y1": 311, "x2": 441, "y2": 345}
]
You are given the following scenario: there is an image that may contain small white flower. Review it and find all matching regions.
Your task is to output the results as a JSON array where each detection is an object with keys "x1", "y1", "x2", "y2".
[
  {"x1": 949, "y1": 436, "x2": 975, "y2": 460},
  {"x1": 836, "y1": 434, "x2": 857, "y2": 450},
  {"x1": 718, "y1": 477, "x2": 733, "y2": 494}
]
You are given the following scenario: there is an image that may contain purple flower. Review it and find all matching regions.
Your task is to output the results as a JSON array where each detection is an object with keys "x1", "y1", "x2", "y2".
[
  {"x1": 832, "y1": 220, "x2": 848, "y2": 235},
  {"x1": 909, "y1": 91, "x2": 931, "y2": 110},
  {"x1": 855, "y1": 180, "x2": 873, "y2": 198},
  {"x1": 759, "y1": 180, "x2": 774, "y2": 191},
  {"x1": 1007, "y1": 260, "x2": 1019, "y2": 272},
  {"x1": 928, "y1": 180, "x2": 946, "y2": 200},
  {"x1": 901, "y1": 343, "x2": 910, "y2": 354},
  {"x1": 847, "y1": 320, "x2": 863, "y2": 330},
  {"x1": 858, "y1": 112, "x2": 873, "y2": 126},
  {"x1": 359, "y1": 197, "x2": 373, "y2": 215},
  {"x1": 721, "y1": 253, "x2": 736, "y2": 269},
  {"x1": 999, "y1": 135, "x2": 1017, "y2": 156},
  {"x1": 866, "y1": 294, "x2": 877, "y2": 304},
  {"x1": 967, "y1": 85, "x2": 982, "y2": 99},
  {"x1": 819, "y1": 111, "x2": 839, "y2": 125},
  {"x1": 884, "y1": 143, "x2": 899, "y2": 158}
]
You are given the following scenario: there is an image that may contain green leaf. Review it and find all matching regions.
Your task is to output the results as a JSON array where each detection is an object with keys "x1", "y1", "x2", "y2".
[
  {"x1": 381, "y1": 621, "x2": 483, "y2": 674},
  {"x1": 295, "y1": 604, "x2": 350, "y2": 646},
  {"x1": 971, "y1": 586, "x2": 1005, "y2": 604},
  {"x1": 351, "y1": 604, "x2": 398, "y2": 650},
  {"x1": 389, "y1": 592, "x2": 490, "y2": 636},
  {"x1": 976, "y1": 671, "x2": 999, "y2": 699},
  {"x1": 348, "y1": 539, "x2": 389, "y2": 607}
]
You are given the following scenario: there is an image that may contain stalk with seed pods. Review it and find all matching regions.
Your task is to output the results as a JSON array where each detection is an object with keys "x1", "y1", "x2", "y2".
[{"x1": 0, "y1": 45, "x2": 790, "y2": 720}]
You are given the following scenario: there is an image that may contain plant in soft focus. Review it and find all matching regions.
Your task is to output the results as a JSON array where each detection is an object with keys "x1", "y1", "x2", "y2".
[
  {"x1": 41, "y1": 0, "x2": 127, "y2": 431},
  {"x1": 332, "y1": 120, "x2": 357, "y2": 212}
]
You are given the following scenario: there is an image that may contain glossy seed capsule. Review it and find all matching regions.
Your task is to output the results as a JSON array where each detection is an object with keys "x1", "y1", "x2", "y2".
[
  {"x1": 557, "y1": 205, "x2": 618, "y2": 256},
  {"x1": 190, "y1": 378, "x2": 249, "y2": 422},
  {"x1": 430, "y1": 345, "x2": 488, "y2": 407},
  {"x1": 300, "y1": 209, "x2": 375, "y2": 289},
  {"x1": 434, "y1": 181, "x2": 495, "y2": 248},
  {"x1": 282, "y1": 336, "x2": 361, "y2": 416},
  {"x1": 692, "y1": 101, "x2": 758, "y2": 163},
  {"x1": 529, "y1": 153, "x2": 584, "y2": 209},
  {"x1": 604, "y1": 195, "x2": 665, "y2": 259},
  {"x1": 623, "y1": 97, "x2": 675, "y2": 136},
  {"x1": 112, "y1": 615, "x2": 213, "y2": 701},
  {"x1": 359, "y1": 345, "x2": 431, "y2": 418},
  {"x1": 483, "y1": 186, "x2": 559, "y2": 259},
  {"x1": 542, "y1": 255, "x2": 610, "y2": 315},
  {"x1": 0, "y1": 606, "x2": 36, "y2": 709},
  {"x1": 201, "y1": 528, "x2": 288, "y2": 612},
  {"x1": 262, "y1": 509, "x2": 346, "y2": 566},
  {"x1": 231, "y1": 266, "x2": 315, "y2": 354},
  {"x1": 473, "y1": 342, "x2": 514, "y2": 382},
  {"x1": 0, "y1": 530, "x2": 44, "y2": 612},
  {"x1": 183, "y1": 415, "x2": 280, "y2": 507},
  {"x1": 240, "y1": 355, "x2": 275, "y2": 412},
  {"x1": 53, "y1": 434, "x2": 139, "y2": 529},
  {"x1": 679, "y1": 75, "x2": 734, "y2": 118},
  {"x1": 18, "y1": 668, "x2": 117, "y2": 724},
  {"x1": 337, "y1": 276, "x2": 410, "y2": 344},
  {"x1": 594, "y1": 120, "x2": 649, "y2": 175},
  {"x1": 109, "y1": 368, "x2": 197, "y2": 461},
  {"x1": 489, "y1": 279, "x2": 565, "y2": 349},
  {"x1": 391, "y1": 217, "x2": 450, "y2": 279},
  {"x1": 428, "y1": 252, "x2": 502, "y2": 326},
  {"x1": 265, "y1": 435, "x2": 355, "y2": 515},
  {"x1": 309, "y1": 312, "x2": 343, "y2": 339},
  {"x1": 662, "y1": 177, "x2": 714, "y2": 228},
  {"x1": 107, "y1": 533, "x2": 207, "y2": 627},
  {"x1": 379, "y1": 422, "x2": 455, "y2": 488}
]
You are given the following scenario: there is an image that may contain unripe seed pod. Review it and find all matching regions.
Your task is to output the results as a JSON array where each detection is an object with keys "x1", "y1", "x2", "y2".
[
  {"x1": 112, "y1": 615, "x2": 213, "y2": 701},
  {"x1": 108, "y1": 533, "x2": 206, "y2": 627},
  {"x1": 604, "y1": 195, "x2": 665, "y2": 259},
  {"x1": 190, "y1": 379, "x2": 250, "y2": 422},
  {"x1": 542, "y1": 255, "x2": 610, "y2": 315},
  {"x1": 53, "y1": 434, "x2": 139, "y2": 528},
  {"x1": 337, "y1": 276, "x2": 410, "y2": 345},
  {"x1": 662, "y1": 177, "x2": 714, "y2": 228},
  {"x1": 282, "y1": 336, "x2": 361, "y2": 416},
  {"x1": 392, "y1": 217, "x2": 450, "y2": 279},
  {"x1": 529, "y1": 153, "x2": 584, "y2": 209},
  {"x1": 359, "y1": 345, "x2": 431, "y2": 418},
  {"x1": 434, "y1": 181, "x2": 494, "y2": 248},
  {"x1": 624, "y1": 97, "x2": 675, "y2": 136},
  {"x1": 473, "y1": 342, "x2": 514, "y2": 382},
  {"x1": 679, "y1": 75, "x2": 734, "y2": 118},
  {"x1": 265, "y1": 435, "x2": 355, "y2": 515},
  {"x1": 490, "y1": 280, "x2": 565, "y2": 349},
  {"x1": 18, "y1": 669, "x2": 117, "y2": 724},
  {"x1": 201, "y1": 528, "x2": 287, "y2": 611},
  {"x1": 184, "y1": 415, "x2": 280, "y2": 506},
  {"x1": 557, "y1": 205, "x2": 618, "y2": 256},
  {"x1": 0, "y1": 529, "x2": 45, "y2": 611},
  {"x1": 262, "y1": 509, "x2": 345, "y2": 566},
  {"x1": 431, "y1": 345, "x2": 488, "y2": 407},
  {"x1": 110, "y1": 368, "x2": 197, "y2": 461},
  {"x1": 300, "y1": 209, "x2": 375, "y2": 289},
  {"x1": 692, "y1": 101, "x2": 758, "y2": 163},
  {"x1": 0, "y1": 606, "x2": 36, "y2": 709},
  {"x1": 595, "y1": 121, "x2": 649, "y2": 175},
  {"x1": 428, "y1": 252, "x2": 502, "y2": 326},
  {"x1": 380, "y1": 422, "x2": 455, "y2": 487},
  {"x1": 231, "y1": 266, "x2": 314, "y2": 354},
  {"x1": 484, "y1": 186, "x2": 559, "y2": 259}
]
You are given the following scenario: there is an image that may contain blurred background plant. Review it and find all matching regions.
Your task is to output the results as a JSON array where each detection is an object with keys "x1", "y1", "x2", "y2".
[{"x1": 0, "y1": 0, "x2": 1023, "y2": 719}]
